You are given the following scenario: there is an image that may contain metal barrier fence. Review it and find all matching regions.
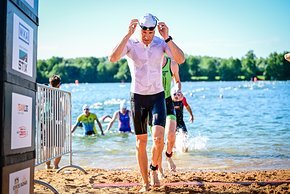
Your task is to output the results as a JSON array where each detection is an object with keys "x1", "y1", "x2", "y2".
[
  {"x1": 35, "y1": 84, "x2": 86, "y2": 194},
  {"x1": 35, "y1": 84, "x2": 71, "y2": 166}
]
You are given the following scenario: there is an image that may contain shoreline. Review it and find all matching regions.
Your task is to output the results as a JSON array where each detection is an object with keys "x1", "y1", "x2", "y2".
[{"x1": 34, "y1": 167, "x2": 290, "y2": 193}]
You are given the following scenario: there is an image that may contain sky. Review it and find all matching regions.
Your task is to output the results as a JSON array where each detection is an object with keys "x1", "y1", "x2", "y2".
[{"x1": 38, "y1": 0, "x2": 290, "y2": 60}]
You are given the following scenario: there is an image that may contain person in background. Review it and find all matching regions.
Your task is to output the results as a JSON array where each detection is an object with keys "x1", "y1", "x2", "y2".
[
  {"x1": 104, "y1": 101, "x2": 133, "y2": 133},
  {"x1": 45, "y1": 75, "x2": 62, "y2": 169},
  {"x1": 154, "y1": 56, "x2": 181, "y2": 178},
  {"x1": 71, "y1": 104, "x2": 104, "y2": 136},
  {"x1": 109, "y1": 12, "x2": 185, "y2": 191},
  {"x1": 171, "y1": 89, "x2": 194, "y2": 134}
]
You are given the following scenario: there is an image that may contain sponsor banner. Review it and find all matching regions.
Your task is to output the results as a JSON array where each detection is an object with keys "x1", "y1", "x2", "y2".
[
  {"x1": 9, "y1": 168, "x2": 30, "y2": 194},
  {"x1": 11, "y1": 93, "x2": 32, "y2": 149},
  {"x1": 12, "y1": 13, "x2": 34, "y2": 77},
  {"x1": 24, "y1": 0, "x2": 34, "y2": 8}
]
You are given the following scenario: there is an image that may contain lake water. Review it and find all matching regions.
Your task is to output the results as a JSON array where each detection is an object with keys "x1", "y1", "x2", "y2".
[{"x1": 59, "y1": 81, "x2": 290, "y2": 171}]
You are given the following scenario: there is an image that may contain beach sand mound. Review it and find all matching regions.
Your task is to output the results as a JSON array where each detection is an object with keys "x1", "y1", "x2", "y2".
[{"x1": 34, "y1": 168, "x2": 290, "y2": 193}]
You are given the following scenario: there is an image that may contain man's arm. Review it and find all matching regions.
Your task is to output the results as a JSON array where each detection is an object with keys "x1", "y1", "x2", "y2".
[
  {"x1": 109, "y1": 19, "x2": 138, "y2": 63},
  {"x1": 285, "y1": 53, "x2": 290, "y2": 62},
  {"x1": 185, "y1": 105, "x2": 194, "y2": 123},
  {"x1": 71, "y1": 123, "x2": 78, "y2": 134},
  {"x1": 127, "y1": 110, "x2": 134, "y2": 133},
  {"x1": 171, "y1": 60, "x2": 181, "y2": 91},
  {"x1": 96, "y1": 118, "x2": 104, "y2": 135},
  {"x1": 105, "y1": 111, "x2": 119, "y2": 132},
  {"x1": 158, "y1": 22, "x2": 185, "y2": 64}
]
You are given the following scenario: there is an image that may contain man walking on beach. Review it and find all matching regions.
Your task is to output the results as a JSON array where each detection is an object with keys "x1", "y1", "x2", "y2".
[
  {"x1": 149, "y1": 56, "x2": 181, "y2": 177},
  {"x1": 159, "y1": 56, "x2": 181, "y2": 175},
  {"x1": 109, "y1": 13, "x2": 185, "y2": 192}
]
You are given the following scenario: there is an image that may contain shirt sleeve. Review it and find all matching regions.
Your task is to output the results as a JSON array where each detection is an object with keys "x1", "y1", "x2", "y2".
[
  {"x1": 93, "y1": 113, "x2": 98, "y2": 121},
  {"x1": 77, "y1": 115, "x2": 82, "y2": 122},
  {"x1": 120, "y1": 39, "x2": 131, "y2": 58},
  {"x1": 182, "y1": 97, "x2": 188, "y2": 107},
  {"x1": 163, "y1": 40, "x2": 173, "y2": 59}
]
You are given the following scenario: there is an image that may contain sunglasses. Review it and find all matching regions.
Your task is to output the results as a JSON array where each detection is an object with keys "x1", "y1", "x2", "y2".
[
  {"x1": 140, "y1": 25, "x2": 156, "y2": 31},
  {"x1": 174, "y1": 93, "x2": 181, "y2": 96},
  {"x1": 84, "y1": 108, "x2": 89, "y2": 111}
]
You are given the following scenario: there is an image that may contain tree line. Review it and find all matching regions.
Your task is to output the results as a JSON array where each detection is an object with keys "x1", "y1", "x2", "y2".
[{"x1": 37, "y1": 50, "x2": 290, "y2": 84}]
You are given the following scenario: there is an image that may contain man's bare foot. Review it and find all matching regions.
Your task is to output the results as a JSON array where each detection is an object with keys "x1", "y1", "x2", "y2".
[
  {"x1": 158, "y1": 168, "x2": 165, "y2": 180},
  {"x1": 45, "y1": 164, "x2": 52, "y2": 170},
  {"x1": 139, "y1": 183, "x2": 149, "y2": 192},
  {"x1": 150, "y1": 170, "x2": 160, "y2": 187},
  {"x1": 53, "y1": 165, "x2": 59, "y2": 169},
  {"x1": 166, "y1": 157, "x2": 176, "y2": 172}
]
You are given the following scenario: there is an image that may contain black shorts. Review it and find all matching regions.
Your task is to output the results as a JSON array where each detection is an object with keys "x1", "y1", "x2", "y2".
[
  {"x1": 148, "y1": 96, "x2": 176, "y2": 126},
  {"x1": 176, "y1": 120, "x2": 187, "y2": 133},
  {"x1": 165, "y1": 96, "x2": 176, "y2": 117},
  {"x1": 131, "y1": 91, "x2": 166, "y2": 135},
  {"x1": 85, "y1": 131, "x2": 95, "y2": 136}
]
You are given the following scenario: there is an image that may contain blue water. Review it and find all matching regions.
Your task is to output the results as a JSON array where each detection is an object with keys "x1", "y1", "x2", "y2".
[{"x1": 59, "y1": 81, "x2": 290, "y2": 171}]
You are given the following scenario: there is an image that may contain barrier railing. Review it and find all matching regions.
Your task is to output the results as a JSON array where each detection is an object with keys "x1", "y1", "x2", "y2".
[{"x1": 35, "y1": 84, "x2": 86, "y2": 193}]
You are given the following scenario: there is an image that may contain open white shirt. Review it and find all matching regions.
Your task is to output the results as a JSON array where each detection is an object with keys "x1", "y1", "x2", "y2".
[{"x1": 121, "y1": 36, "x2": 172, "y2": 95}]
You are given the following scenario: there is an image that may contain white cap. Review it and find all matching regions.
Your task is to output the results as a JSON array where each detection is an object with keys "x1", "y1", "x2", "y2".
[
  {"x1": 120, "y1": 101, "x2": 127, "y2": 110},
  {"x1": 82, "y1": 104, "x2": 89, "y2": 110},
  {"x1": 171, "y1": 86, "x2": 180, "y2": 96},
  {"x1": 139, "y1": 13, "x2": 158, "y2": 28}
]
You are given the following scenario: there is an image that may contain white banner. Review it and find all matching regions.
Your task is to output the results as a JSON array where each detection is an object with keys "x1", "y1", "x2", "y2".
[
  {"x1": 11, "y1": 93, "x2": 32, "y2": 149},
  {"x1": 12, "y1": 13, "x2": 34, "y2": 77},
  {"x1": 9, "y1": 168, "x2": 30, "y2": 194}
]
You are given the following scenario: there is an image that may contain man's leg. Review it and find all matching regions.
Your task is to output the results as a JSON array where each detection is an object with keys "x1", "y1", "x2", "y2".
[
  {"x1": 44, "y1": 146, "x2": 52, "y2": 169},
  {"x1": 54, "y1": 147, "x2": 62, "y2": 169},
  {"x1": 136, "y1": 134, "x2": 149, "y2": 191},
  {"x1": 165, "y1": 117, "x2": 177, "y2": 171},
  {"x1": 151, "y1": 125, "x2": 165, "y2": 186},
  {"x1": 54, "y1": 157, "x2": 61, "y2": 169},
  {"x1": 157, "y1": 116, "x2": 176, "y2": 178}
]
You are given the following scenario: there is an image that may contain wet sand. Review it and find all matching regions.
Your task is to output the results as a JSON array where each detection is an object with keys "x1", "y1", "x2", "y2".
[{"x1": 34, "y1": 168, "x2": 290, "y2": 193}]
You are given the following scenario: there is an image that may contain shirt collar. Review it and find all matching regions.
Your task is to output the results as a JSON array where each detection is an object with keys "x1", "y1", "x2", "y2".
[{"x1": 134, "y1": 37, "x2": 157, "y2": 48}]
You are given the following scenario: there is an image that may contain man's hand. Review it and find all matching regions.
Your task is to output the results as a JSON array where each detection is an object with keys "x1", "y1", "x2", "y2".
[
  {"x1": 128, "y1": 19, "x2": 138, "y2": 36},
  {"x1": 157, "y1": 22, "x2": 169, "y2": 40},
  {"x1": 189, "y1": 115, "x2": 194, "y2": 123},
  {"x1": 284, "y1": 53, "x2": 290, "y2": 62}
]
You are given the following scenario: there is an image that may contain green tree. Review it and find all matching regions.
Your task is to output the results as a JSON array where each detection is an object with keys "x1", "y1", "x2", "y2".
[
  {"x1": 186, "y1": 55, "x2": 200, "y2": 76},
  {"x1": 36, "y1": 59, "x2": 49, "y2": 83},
  {"x1": 114, "y1": 59, "x2": 131, "y2": 82},
  {"x1": 178, "y1": 63, "x2": 191, "y2": 81},
  {"x1": 199, "y1": 57, "x2": 218, "y2": 81},
  {"x1": 218, "y1": 58, "x2": 241, "y2": 81},
  {"x1": 242, "y1": 50, "x2": 258, "y2": 80},
  {"x1": 264, "y1": 52, "x2": 290, "y2": 80}
]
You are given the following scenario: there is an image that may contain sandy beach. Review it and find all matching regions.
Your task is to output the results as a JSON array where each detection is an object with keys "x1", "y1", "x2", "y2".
[{"x1": 34, "y1": 167, "x2": 290, "y2": 193}]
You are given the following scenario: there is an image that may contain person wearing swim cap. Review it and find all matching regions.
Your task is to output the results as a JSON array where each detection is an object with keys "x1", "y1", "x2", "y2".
[
  {"x1": 148, "y1": 56, "x2": 181, "y2": 177},
  {"x1": 159, "y1": 56, "x2": 181, "y2": 175},
  {"x1": 71, "y1": 104, "x2": 104, "y2": 136},
  {"x1": 171, "y1": 89, "x2": 194, "y2": 133},
  {"x1": 104, "y1": 101, "x2": 132, "y2": 133},
  {"x1": 285, "y1": 53, "x2": 290, "y2": 62},
  {"x1": 109, "y1": 13, "x2": 185, "y2": 191}
]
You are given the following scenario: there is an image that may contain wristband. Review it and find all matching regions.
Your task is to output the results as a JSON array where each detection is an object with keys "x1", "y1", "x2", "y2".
[{"x1": 165, "y1": 36, "x2": 172, "y2": 43}]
